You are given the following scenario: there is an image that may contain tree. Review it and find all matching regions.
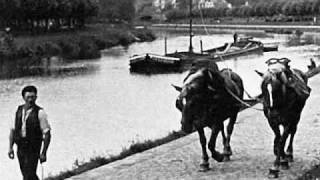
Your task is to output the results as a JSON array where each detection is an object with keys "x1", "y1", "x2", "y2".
[
  {"x1": 99, "y1": 0, "x2": 135, "y2": 23},
  {"x1": 0, "y1": 0, "x2": 98, "y2": 32}
]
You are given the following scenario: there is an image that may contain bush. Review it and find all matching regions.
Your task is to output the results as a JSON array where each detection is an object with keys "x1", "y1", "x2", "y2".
[
  {"x1": 2, "y1": 24, "x2": 156, "y2": 64},
  {"x1": 133, "y1": 29, "x2": 156, "y2": 42},
  {"x1": 117, "y1": 32, "x2": 135, "y2": 46},
  {"x1": 93, "y1": 37, "x2": 107, "y2": 50},
  {"x1": 44, "y1": 42, "x2": 62, "y2": 57},
  {"x1": 165, "y1": 9, "x2": 187, "y2": 21},
  {"x1": 78, "y1": 37, "x2": 100, "y2": 59},
  {"x1": 58, "y1": 39, "x2": 81, "y2": 60}
]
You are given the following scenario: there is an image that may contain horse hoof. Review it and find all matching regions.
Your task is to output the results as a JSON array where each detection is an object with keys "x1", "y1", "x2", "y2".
[
  {"x1": 268, "y1": 169, "x2": 279, "y2": 178},
  {"x1": 286, "y1": 154, "x2": 294, "y2": 162},
  {"x1": 212, "y1": 153, "x2": 224, "y2": 162},
  {"x1": 280, "y1": 160, "x2": 289, "y2": 170},
  {"x1": 223, "y1": 155, "x2": 231, "y2": 162},
  {"x1": 223, "y1": 147, "x2": 233, "y2": 156},
  {"x1": 198, "y1": 163, "x2": 210, "y2": 172}
]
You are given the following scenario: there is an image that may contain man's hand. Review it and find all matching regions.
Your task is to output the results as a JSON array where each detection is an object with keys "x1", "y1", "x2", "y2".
[
  {"x1": 8, "y1": 148, "x2": 14, "y2": 159},
  {"x1": 39, "y1": 153, "x2": 47, "y2": 163}
]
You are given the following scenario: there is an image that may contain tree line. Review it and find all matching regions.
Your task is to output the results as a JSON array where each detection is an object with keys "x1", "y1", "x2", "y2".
[
  {"x1": 99, "y1": 0, "x2": 136, "y2": 23},
  {"x1": 0, "y1": 0, "x2": 99, "y2": 32},
  {"x1": 166, "y1": 0, "x2": 320, "y2": 21}
]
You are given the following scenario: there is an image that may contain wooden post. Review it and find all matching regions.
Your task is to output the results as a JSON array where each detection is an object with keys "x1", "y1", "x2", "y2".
[
  {"x1": 188, "y1": 0, "x2": 193, "y2": 53},
  {"x1": 165, "y1": 37, "x2": 167, "y2": 55}
]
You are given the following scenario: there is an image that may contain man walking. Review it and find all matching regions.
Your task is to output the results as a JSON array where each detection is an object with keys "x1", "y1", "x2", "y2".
[
  {"x1": 8, "y1": 85, "x2": 51, "y2": 180},
  {"x1": 233, "y1": 32, "x2": 238, "y2": 44}
]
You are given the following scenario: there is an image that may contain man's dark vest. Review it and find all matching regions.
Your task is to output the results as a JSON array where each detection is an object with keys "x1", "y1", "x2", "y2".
[{"x1": 13, "y1": 105, "x2": 43, "y2": 150}]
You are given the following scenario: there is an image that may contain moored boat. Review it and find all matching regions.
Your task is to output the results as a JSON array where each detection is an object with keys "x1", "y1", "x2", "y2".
[
  {"x1": 202, "y1": 38, "x2": 263, "y2": 60},
  {"x1": 263, "y1": 43, "x2": 279, "y2": 52},
  {"x1": 129, "y1": 0, "x2": 264, "y2": 74},
  {"x1": 129, "y1": 53, "x2": 181, "y2": 73},
  {"x1": 265, "y1": 29, "x2": 293, "y2": 34},
  {"x1": 129, "y1": 38, "x2": 264, "y2": 73}
]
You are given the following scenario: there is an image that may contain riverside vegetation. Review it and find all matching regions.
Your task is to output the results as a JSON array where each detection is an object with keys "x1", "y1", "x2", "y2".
[
  {"x1": 0, "y1": 0, "x2": 155, "y2": 78},
  {"x1": 0, "y1": 24, "x2": 155, "y2": 79},
  {"x1": 2, "y1": 24, "x2": 156, "y2": 61},
  {"x1": 164, "y1": 0, "x2": 320, "y2": 23},
  {"x1": 45, "y1": 131, "x2": 186, "y2": 180}
]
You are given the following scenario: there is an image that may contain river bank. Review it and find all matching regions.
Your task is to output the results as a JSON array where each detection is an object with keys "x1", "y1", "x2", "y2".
[
  {"x1": 152, "y1": 23, "x2": 320, "y2": 32},
  {"x1": 13, "y1": 23, "x2": 156, "y2": 60},
  {"x1": 68, "y1": 66, "x2": 320, "y2": 180},
  {"x1": 0, "y1": 23, "x2": 155, "y2": 79},
  {"x1": 45, "y1": 131, "x2": 187, "y2": 180},
  {"x1": 46, "y1": 65, "x2": 320, "y2": 180}
]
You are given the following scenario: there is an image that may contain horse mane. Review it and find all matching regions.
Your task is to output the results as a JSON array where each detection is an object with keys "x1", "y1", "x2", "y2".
[
  {"x1": 183, "y1": 68, "x2": 205, "y2": 85},
  {"x1": 261, "y1": 69, "x2": 284, "y2": 88},
  {"x1": 261, "y1": 72, "x2": 274, "y2": 85}
]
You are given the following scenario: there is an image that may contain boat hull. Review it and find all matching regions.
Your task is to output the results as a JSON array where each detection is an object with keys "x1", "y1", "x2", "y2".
[
  {"x1": 129, "y1": 39, "x2": 263, "y2": 74},
  {"x1": 129, "y1": 54, "x2": 181, "y2": 73},
  {"x1": 263, "y1": 46, "x2": 278, "y2": 52}
]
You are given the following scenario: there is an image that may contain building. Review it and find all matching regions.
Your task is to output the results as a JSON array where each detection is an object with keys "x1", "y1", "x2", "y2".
[
  {"x1": 198, "y1": 0, "x2": 214, "y2": 8},
  {"x1": 198, "y1": 0, "x2": 230, "y2": 9},
  {"x1": 153, "y1": 0, "x2": 232, "y2": 10},
  {"x1": 153, "y1": 0, "x2": 177, "y2": 10}
]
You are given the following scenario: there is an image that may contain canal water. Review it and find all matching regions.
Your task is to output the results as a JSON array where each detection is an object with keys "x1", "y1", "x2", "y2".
[{"x1": 1, "y1": 29, "x2": 320, "y2": 179}]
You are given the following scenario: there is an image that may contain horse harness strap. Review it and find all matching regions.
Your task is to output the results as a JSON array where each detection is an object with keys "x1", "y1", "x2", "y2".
[
  {"x1": 215, "y1": 69, "x2": 263, "y2": 111},
  {"x1": 224, "y1": 87, "x2": 264, "y2": 111},
  {"x1": 207, "y1": 68, "x2": 263, "y2": 111},
  {"x1": 288, "y1": 70, "x2": 311, "y2": 98}
]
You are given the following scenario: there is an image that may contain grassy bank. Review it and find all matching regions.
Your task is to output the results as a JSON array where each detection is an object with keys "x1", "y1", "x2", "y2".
[
  {"x1": 45, "y1": 131, "x2": 186, "y2": 180},
  {"x1": 2, "y1": 23, "x2": 156, "y2": 62},
  {"x1": 298, "y1": 165, "x2": 320, "y2": 180}
]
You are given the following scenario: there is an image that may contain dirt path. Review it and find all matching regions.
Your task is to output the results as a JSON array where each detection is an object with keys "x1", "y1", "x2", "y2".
[{"x1": 69, "y1": 75, "x2": 320, "y2": 180}]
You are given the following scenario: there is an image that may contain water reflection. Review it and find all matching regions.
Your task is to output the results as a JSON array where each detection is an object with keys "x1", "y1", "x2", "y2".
[
  {"x1": 0, "y1": 56, "x2": 99, "y2": 79},
  {"x1": 286, "y1": 33, "x2": 320, "y2": 47}
]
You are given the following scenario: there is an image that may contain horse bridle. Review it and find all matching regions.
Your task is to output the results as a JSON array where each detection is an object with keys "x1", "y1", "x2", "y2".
[{"x1": 265, "y1": 58, "x2": 291, "y2": 66}]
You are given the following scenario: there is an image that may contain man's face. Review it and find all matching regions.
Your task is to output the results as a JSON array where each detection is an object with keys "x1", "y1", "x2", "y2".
[{"x1": 23, "y1": 92, "x2": 37, "y2": 106}]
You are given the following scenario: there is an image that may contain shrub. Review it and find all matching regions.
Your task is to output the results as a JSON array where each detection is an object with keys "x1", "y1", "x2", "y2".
[
  {"x1": 58, "y1": 39, "x2": 81, "y2": 59},
  {"x1": 44, "y1": 42, "x2": 62, "y2": 57},
  {"x1": 165, "y1": 9, "x2": 187, "y2": 21},
  {"x1": 78, "y1": 37, "x2": 100, "y2": 59}
]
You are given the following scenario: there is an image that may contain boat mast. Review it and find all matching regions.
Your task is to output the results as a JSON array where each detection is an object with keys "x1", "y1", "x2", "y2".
[{"x1": 188, "y1": 0, "x2": 193, "y2": 52}]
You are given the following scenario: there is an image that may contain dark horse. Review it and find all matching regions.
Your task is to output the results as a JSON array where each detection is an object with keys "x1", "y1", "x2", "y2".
[
  {"x1": 256, "y1": 59, "x2": 311, "y2": 178},
  {"x1": 172, "y1": 65, "x2": 244, "y2": 171}
]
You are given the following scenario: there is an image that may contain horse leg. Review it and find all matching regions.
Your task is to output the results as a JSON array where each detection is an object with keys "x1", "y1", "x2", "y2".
[
  {"x1": 197, "y1": 128, "x2": 210, "y2": 172},
  {"x1": 279, "y1": 126, "x2": 290, "y2": 170},
  {"x1": 224, "y1": 113, "x2": 238, "y2": 159},
  {"x1": 221, "y1": 123, "x2": 230, "y2": 162},
  {"x1": 286, "y1": 126, "x2": 297, "y2": 162},
  {"x1": 268, "y1": 123, "x2": 281, "y2": 178},
  {"x1": 208, "y1": 124, "x2": 224, "y2": 162}
]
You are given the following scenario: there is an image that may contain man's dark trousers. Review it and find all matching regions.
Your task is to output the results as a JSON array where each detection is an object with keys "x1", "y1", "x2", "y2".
[{"x1": 17, "y1": 139, "x2": 41, "y2": 180}]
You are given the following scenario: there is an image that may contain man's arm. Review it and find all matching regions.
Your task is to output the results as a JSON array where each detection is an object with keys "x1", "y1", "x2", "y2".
[
  {"x1": 38, "y1": 109, "x2": 51, "y2": 163},
  {"x1": 8, "y1": 129, "x2": 14, "y2": 159},
  {"x1": 40, "y1": 131, "x2": 51, "y2": 163},
  {"x1": 8, "y1": 110, "x2": 16, "y2": 160}
]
